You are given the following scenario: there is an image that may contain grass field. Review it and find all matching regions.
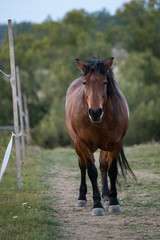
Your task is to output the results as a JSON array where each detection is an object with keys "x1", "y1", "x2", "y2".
[
  {"x1": 0, "y1": 142, "x2": 62, "y2": 240},
  {"x1": 0, "y1": 140, "x2": 160, "y2": 239}
]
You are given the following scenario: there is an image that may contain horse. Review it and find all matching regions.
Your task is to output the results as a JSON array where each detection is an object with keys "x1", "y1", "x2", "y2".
[{"x1": 65, "y1": 57, "x2": 135, "y2": 216}]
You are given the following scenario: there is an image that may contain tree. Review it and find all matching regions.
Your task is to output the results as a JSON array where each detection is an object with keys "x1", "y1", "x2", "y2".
[
  {"x1": 118, "y1": 50, "x2": 160, "y2": 144},
  {"x1": 116, "y1": 0, "x2": 160, "y2": 57},
  {"x1": 1, "y1": 5, "x2": 159, "y2": 147}
]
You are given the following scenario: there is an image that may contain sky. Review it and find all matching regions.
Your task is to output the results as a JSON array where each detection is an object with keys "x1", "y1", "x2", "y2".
[{"x1": 1, "y1": 0, "x2": 130, "y2": 24}]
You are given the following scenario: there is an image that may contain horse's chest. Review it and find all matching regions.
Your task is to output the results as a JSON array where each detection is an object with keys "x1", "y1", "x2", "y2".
[
  {"x1": 81, "y1": 128, "x2": 107, "y2": 150},
  {"x1": 80, "y1": 126, "x2": 121, "y2": 152}
]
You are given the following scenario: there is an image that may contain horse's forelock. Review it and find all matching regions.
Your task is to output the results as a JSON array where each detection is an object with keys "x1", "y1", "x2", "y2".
[{"x1": 83, "y1": 58, "x2": 106, "y2": 76}]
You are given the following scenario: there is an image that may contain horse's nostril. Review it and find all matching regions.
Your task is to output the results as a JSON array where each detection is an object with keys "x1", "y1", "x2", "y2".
[
  {"x1": 88, "y1": 108, "x2": 93, "y2": 116},
  {"x1": 96, "y1": 108, "x2": 102, "y2": 116},
  {"x1": 88, "y1": 108, "x2": 103, "y2": 119}
]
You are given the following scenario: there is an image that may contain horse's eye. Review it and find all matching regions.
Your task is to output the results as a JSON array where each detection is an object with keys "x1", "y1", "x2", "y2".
[
  {"x1": 104, "y1": 82, "x2": 107, "y2": 85},
  {"x1": 83, "y1": 82, "x2": 87, "y2": 85}
]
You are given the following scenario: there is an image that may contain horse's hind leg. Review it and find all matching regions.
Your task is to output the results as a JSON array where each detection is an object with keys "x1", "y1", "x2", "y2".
[
  {"x1": 108, "y1": 152, "x2": 122, "y2": 213},
  {"x1": 99, "y1": 150, "x2": 110, "y2": 208}
]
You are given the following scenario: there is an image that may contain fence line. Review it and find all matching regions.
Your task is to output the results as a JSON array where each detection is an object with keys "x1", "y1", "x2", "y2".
[
  {"x1": 0, "y1": 69, "x2": 11, "y2": 78},
  {"x1": 0, "y1": 20, "x2": 31, "y2": 188},
  {"x1": 0, "y1": 126, "x2": 14, "y2": 130}
]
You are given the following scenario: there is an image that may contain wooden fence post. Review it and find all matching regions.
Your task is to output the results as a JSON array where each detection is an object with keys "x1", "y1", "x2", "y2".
[
  {"x1": 16, "y1": 66, "x2": 25, "y2": 160},
  {"x1": 8, "y1": 20, "x2": 22, "y2": 189},
  {"x1": 24, "y1": 95, "x2": 31, "y2": 144}
]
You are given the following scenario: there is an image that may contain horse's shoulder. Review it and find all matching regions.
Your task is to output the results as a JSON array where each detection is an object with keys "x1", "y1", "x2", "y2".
[{"x1": 66, "y1": 77, "x2": 83, "y2": 96}]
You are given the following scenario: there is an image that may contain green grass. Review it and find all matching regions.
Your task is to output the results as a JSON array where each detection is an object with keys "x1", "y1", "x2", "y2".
[
  {"x1": 0, "y1": 143, "x2": 62, "y2": 240},
  {"x1": 0, "y1": 140, "x2": 160, "y2": 239},
  {"x1": 44, "y1": 144, "x2": 160, "y2": 240},
  {"x1": 125, "y1": 143, "x2": 160, "y2": 173}
]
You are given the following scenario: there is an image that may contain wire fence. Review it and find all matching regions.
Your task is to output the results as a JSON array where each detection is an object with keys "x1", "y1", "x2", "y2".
[{"x1": 0, "y1": 20, "x2": 31, "y2": 189}]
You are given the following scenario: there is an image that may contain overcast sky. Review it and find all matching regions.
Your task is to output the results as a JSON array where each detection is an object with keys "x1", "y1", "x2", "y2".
[{"x1": 1, "y1": 0, "x2": 130, "y2": 24}]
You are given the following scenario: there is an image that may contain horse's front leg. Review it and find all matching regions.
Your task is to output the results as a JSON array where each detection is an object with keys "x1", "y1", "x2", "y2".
[
  {"x1": 87, "y1": 159, "x2": 104, "y2": 216},
  {"x1": 75, "y1": 143, "x2": 87, "y2": 207},
  {"x1": 76, "y1": 157, "x2": 88, "y2": 207},
  {"x1": 75, "y1": 141, "x2": 104, "y2": 216}
]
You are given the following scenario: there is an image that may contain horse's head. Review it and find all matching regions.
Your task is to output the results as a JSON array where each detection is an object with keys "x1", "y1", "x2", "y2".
[{"x1": 76, "y1": 57, "x2": 114, "y2": 123}]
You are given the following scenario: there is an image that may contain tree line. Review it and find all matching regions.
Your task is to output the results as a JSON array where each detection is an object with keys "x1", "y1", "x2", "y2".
[{"x1": 0, "y1": 0, "x2": 159, "y2": 147}]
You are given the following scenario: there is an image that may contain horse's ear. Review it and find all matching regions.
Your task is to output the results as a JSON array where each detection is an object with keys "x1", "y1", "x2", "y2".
[
  {"x1": 104, "y1": 57, "x2": 114, "y2": 71},
  {"x1": 75, "y1": 59, "x2": 86, "y2": 74}
]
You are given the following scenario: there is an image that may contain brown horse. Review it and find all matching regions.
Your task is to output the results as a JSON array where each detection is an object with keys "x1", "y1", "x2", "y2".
[{"x1": 65, "y1": 57, "x2": 135, "y2": 216}]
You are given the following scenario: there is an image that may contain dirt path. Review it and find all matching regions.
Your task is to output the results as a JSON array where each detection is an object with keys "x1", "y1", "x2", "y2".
[{"x1": 49, "y1": 161, "x2": 160, "y2": 240}]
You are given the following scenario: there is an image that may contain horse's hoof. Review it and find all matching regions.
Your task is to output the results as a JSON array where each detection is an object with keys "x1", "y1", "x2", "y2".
[
  {"x1": 75, "y1": 200, "x2": 88, "y2": 207},
  {"x1": 104, "y1": 201, "x2": 109, "y2": 209},
  {"x1": 91, "y1": 208, "x2": 105, "y2": 216},
  {"x1": 109, "y1": 205, "x2": 122, "y2": 213}
]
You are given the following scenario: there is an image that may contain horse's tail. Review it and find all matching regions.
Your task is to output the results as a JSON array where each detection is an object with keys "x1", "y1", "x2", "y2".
[{"x1": 118, "y1": 148, "x2": 137, "y2": 181}]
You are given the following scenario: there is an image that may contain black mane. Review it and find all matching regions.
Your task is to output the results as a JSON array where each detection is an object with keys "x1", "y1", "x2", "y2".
[{"x1": 83, "y1": 57, "x2": 120, "y2": 98}]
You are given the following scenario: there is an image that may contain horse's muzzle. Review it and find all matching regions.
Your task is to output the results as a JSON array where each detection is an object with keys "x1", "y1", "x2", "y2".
[{"x1": 88, "y1": 108, "x2": 103, "y2": 123}]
